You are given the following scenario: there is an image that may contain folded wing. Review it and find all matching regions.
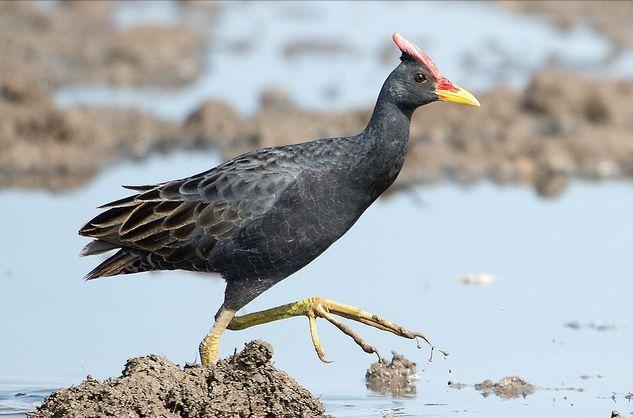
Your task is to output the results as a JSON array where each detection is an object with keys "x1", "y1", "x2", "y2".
[{"x1": 79, "y1": 148, "x2": 302, "y2": 278}]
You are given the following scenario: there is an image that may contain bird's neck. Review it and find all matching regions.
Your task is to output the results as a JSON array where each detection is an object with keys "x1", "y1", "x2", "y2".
[
  {"x1": 364, "y1": 97, "x2": 413, "y2": 145},
  {"x1": 355, "y1": 97, "x2": 413, "y2": 194}
]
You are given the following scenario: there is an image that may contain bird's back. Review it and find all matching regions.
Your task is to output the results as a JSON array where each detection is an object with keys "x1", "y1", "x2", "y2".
[{"x1": 79, "y1": 137, "x2": 368, "y2": 282}]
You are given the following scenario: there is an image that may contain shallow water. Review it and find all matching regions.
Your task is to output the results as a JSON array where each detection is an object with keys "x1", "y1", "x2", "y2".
[
  {"x1": 3, "y1": 1, "x2": 633, "y2": 416},
  {"x1": 1, "y1": 151, "x2": 632, "y2": 417}
]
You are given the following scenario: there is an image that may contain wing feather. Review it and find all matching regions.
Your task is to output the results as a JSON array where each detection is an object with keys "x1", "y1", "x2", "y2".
[{"x1": 79, "y1": 147, "x2": 303, "y2": 272}]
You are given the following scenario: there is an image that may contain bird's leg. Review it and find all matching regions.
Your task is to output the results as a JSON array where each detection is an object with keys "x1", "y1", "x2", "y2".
[
  {"x1": 199, "y1": 306, "x2": 236, "y2": 366},
  {"x1": 226, "y1": 297, "x2": 446, "y2": 363}
]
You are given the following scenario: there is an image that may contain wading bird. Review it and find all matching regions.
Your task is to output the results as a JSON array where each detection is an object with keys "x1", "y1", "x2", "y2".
[{"x1": 80, "y1": 33, "x2": 479, "y2": 365}]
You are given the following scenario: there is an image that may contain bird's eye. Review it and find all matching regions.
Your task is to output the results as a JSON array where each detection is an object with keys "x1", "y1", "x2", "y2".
[{"x1": 414, "y1": 73, "x2": 426, "y2": 83}]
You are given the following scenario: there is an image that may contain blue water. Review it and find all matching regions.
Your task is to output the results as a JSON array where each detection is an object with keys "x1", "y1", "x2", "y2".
[
  {"x1": 1, "y1": 151, "x2": 632, "y2": 417},
  {"x1": 0, "y1": 386, "x2": 49, "y2": 418}
]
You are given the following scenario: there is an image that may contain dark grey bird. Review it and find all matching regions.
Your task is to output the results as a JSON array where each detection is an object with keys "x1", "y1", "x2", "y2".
[{"x1": 79, "y1": 32, "x2": 479, "y2": 365}]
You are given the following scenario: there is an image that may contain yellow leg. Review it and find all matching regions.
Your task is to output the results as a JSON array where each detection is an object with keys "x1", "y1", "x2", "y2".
[
  {"x1": 226, "y1": 297, "x2": 447, "y2": 363},
  {"x1": 199, "y1": 307, "x2": 236, "y2": 366}
]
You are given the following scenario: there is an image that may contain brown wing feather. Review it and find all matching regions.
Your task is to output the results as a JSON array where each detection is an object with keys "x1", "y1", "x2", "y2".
[{"x1": 79, "y1": 147, "x2": 302, "y2": 276}]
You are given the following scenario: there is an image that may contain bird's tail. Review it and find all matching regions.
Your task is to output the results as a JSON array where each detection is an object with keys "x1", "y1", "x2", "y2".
[{"x1": 83, "y1": 248, "x2": 142, "y2": 280}]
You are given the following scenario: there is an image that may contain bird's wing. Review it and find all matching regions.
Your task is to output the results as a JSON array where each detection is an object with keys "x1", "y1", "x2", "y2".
[{"x1": 79, "y1": 147, "x2": 303, "y2": 270}]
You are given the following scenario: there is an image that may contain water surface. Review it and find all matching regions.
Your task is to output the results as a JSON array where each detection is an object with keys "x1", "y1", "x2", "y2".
[{"x1": 1, "y1": 151, "x2": 632, "y2": 417}]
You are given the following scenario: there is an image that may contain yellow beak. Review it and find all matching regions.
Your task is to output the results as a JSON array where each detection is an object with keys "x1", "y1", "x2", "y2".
[{"x1": 435, "y1": 83, "x2": 480, "y2": 107}]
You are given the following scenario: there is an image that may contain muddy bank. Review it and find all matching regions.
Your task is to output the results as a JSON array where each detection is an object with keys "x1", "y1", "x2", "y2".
[
  {"x1": 82, "y1": 71, "x2": 633, "y2": 192},
  {"x1": 28, "y1": 341, "x2": 327, "y2": 418},
  {"x1": 498, "y1": 1, "x2": 633, "y2": 50},
  {"x1": 2, "y1": 1, "x2": 632, "y2": 198},
  {"x1": 3, "y1": 69, "x2": 633, "y2": 196},
  {"x1": 0, "y1": 78, "x2": 186, "y2": 191},
  {"x1": 399, "y1": 69, "x2": 633, "y2": 198},
  {"x1": 365, "y1": 352, "x2": 417, "y2": 397},
  {"x1": 0, "y1": 1, "x2": 205, "y2": 89}
]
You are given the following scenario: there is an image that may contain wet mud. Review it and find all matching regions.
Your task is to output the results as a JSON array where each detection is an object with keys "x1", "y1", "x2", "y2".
[
  {"x1": 0, "y1": 78, "x2": 184, "y2": 191},
  {"x1": 4, "y1": 68, "x2": 633, "y2": 198},
  {"x1": 0, "y1": 1, "x2": 205, "y2": 89},
  {"x1": 2, "y1": 2, "x2": 633, "y2": 198},
  {"x1": 365, "y1": 352, "x2": 417, "y2": 397},
  {"x1": 28, "y1": 341, "x2": 328, "y2": 418},
  {"x1": 498, "y1": 1, "x2": 633, "y2": 50},
  {"x1": 474, "y1": 376, "x2": 535, "y2": 399}
]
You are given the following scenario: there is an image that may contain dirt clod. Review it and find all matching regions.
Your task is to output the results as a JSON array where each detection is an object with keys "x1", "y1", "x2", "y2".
[
  {"x1": 28, "y1": 340, "x2": 327, "y2": 418},
  {"x1": 365, "y1": 352, "x2": 417, "y2": 397},
  {"x1": 475, "y1": 376, "x2": 535, "y2": 399}
]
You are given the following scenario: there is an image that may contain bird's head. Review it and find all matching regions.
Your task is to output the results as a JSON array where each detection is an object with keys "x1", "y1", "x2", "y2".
[{"x1": 385, "y1": 32, "x2": 480, "y2": 110}]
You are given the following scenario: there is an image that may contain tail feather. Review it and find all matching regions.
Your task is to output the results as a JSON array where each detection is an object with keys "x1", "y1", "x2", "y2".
[
  {"x1": 80, "y1": 239, "x2": 120, "y2": 257},
  {"x1": 84, "y1": 249, "x2": 141, "y2": 280}
]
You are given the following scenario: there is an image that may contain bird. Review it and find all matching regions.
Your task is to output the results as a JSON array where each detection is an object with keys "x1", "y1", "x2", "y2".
[{"x1": 79, "y1": 32, "x2": 479, "y2": 365}]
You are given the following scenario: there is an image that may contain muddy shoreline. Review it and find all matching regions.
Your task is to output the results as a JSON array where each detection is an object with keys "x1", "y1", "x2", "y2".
[
  {"x1": 3, "y1": 68, "x2": 633, "y2": 197},
  {"x1": 2, "y1": 1, "x2": 633, "y2": 198},
  {"x1": 498, "y1": 1, "x2": 633, "y2": 50},
  {"x1": 0, "y1": 1, "x2": 207, "y2": 89}
]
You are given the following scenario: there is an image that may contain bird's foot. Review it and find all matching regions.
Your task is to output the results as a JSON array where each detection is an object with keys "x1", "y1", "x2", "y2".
[
  {"x1": 227, "y1": 297, "x2": 447, "y2": 363},
  {"x1": 199, "y1": 307, "x2": 236, "y2": 366},
  {"x1": 198, "y1": 333, "x2": 220, "y2": 366}
]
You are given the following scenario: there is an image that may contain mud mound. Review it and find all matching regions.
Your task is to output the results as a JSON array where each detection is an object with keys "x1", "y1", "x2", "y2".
[
  {"x1": 203, "y1": 69, "x2": 633, "y2": 199},
  {"x1": 398, "y1": 69, "x2": 633, "y2": 197},
  {"x1": 475, "y1": 376, "x2": 535, "y2": 399},
  {"x1": 365, "y1": 352, "x2": 417, "y2": 397},
  {"x1": 498, "y1": 1, "x2": 633, "y2": 50},
  {"x1": 0, "y1": 78, "x2": 185, "y2": 191},
  {"x1": 3, "y1": 69, "x2": 633, "y2": 197},
  {"x1": 0, "y1": 1, "x2": 204, "y2": 88},
  {"x1": 28, "y1": 341, "x2": 327, "y2": 418}
]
